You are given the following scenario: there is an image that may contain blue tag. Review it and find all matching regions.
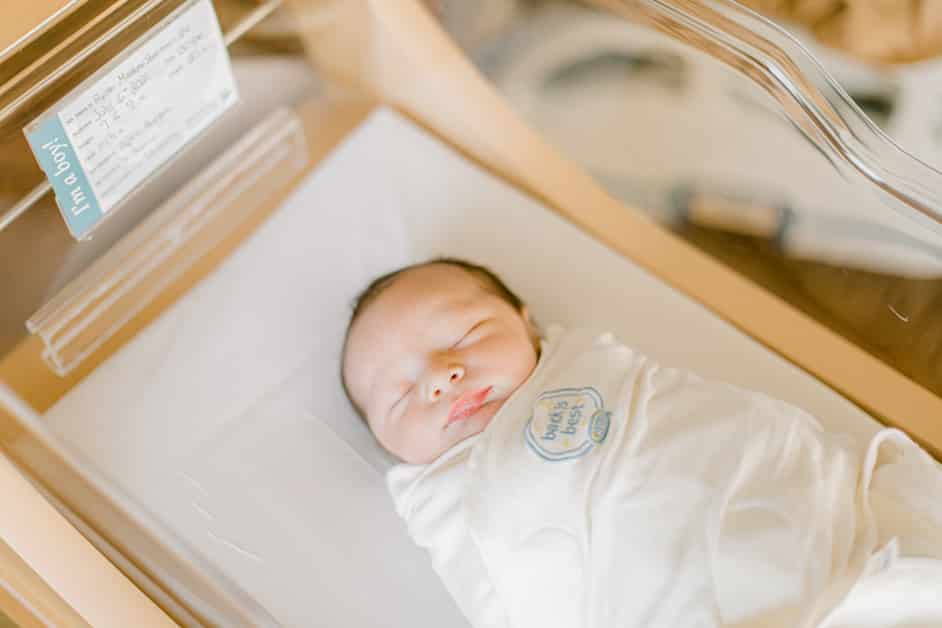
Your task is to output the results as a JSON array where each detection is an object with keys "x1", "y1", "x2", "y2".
[{"x1": 26, "y1": 115, "x2": 104, "y2": 239}]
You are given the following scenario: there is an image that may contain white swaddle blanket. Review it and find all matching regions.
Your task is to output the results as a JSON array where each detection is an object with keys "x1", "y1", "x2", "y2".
[{"x1": 388, "y1": 327, "x2": 942, "y2": 628}]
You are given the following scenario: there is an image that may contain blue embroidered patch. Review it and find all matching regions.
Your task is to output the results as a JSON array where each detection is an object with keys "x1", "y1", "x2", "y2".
[{"x1": 524, "y1": 387, "x2": 610, "y2": 462}]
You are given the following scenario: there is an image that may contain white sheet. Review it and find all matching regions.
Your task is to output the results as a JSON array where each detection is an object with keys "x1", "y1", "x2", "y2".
[{"x1": 35, "y1": 107, "x2": 887, "y2": 626}]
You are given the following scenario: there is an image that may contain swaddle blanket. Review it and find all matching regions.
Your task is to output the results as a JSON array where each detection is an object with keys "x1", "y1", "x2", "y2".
[{"x1": 388, "y1": 327, "x2": 942, "y2": 627}]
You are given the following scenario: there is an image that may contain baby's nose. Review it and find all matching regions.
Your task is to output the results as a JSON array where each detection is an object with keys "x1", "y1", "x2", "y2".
[{"x1": 428, "y1": 364, "x2": 465, "y2": 401}]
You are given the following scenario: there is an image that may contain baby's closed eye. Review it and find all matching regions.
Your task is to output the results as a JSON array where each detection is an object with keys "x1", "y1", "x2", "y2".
[
  {"x1": 454, "y1": 320, "x2": 489, "y2": 348},
  {"x1": 388, "y1": 384, "x2": 414, "y2": 417}
]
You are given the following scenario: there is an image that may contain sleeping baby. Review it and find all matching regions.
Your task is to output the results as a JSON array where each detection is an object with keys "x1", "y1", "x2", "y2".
[{"x1": 341, "y1": 258, "x2": 942, "y2": 628}]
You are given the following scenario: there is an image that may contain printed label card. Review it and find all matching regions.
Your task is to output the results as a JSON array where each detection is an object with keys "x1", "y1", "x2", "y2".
[{"x1": 25, "y1": 0, "x2": 238, "y2": 240}]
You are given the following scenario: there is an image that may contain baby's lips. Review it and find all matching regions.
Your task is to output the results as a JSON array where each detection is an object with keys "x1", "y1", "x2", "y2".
[{"x1": 448, "y1": 386, "x2": 493, "y2": 424}]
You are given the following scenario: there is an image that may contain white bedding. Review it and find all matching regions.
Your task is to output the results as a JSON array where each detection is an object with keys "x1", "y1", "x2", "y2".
[
  {"x1": 390, "y1": 327, "x2": 942, "y2": 628},
  {"x1": 30, "y1": 107, "x2": 906, "y2": 626}
]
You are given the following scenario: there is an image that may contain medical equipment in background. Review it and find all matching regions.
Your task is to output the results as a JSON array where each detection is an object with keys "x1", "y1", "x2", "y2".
[
  {"x1": 461, "y1": 1, "x2": 942, "y2": 278},
  {"x1": 442, "y1": 0, "x2": 942, "y2": 396},
  {"x1": 600, "y1": 175, "x2": 942, "y2": 278}
]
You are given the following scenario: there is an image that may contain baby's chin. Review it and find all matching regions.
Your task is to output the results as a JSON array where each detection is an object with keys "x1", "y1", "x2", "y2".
[
  {"x1": 436, "y1": 398, "x2": 504, "y2": 451},
  {"x1": 398, "y1": 398, "x2": 509, "y2": 465}
]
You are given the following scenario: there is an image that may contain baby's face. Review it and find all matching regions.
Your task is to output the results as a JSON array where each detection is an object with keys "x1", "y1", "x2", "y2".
[{"x1": 343, "y1": 264, "x2": 539, "y2": 464}]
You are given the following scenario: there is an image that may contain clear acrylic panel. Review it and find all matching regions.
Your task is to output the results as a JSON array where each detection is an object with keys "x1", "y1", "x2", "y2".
[
  {"x1": 0, "y1": 0, "x2": 309, "y2": 358},
  {"x1": 441, "y1": 0, "x2": 942, "y2": 396}
]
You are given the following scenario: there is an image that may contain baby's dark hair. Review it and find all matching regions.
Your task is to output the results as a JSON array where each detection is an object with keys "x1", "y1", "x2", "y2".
[
  {"x1": 349, "y1": 257, "x2": 525, "y2": 327},
  {"x1": 340, "y1": 257, "x2": 530, "y2": 420}
]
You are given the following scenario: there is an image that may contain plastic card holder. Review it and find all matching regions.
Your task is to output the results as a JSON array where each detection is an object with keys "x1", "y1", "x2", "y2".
[
  {"x1": 22, "y1": 0, "x2": 239, "y2": 240},
  {"x1": 0, "y1": 0, "x2": 284, "y2": 235},
  {"x1": 0, "y1": 1, "x2": 86, "y2": 64},
  {"x1": 26, "y1": 106, "x2": 308, "y2": 376}
]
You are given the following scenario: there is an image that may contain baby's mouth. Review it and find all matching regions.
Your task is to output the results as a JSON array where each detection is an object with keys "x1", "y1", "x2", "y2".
[{"x1": 447, "y1": 386, "x2": 493, "y2": 426}]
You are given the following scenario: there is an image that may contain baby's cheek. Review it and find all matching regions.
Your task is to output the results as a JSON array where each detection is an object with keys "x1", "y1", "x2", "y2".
[
  {"x1": 509, "y1": 348, "x2": 538, "y2": 385},
  {"x1": 486, "y1": 337, "x2": 532, "y2": 372},
  {"x1": 381, "y1": 420, "x2": 419, "y2": 461},
  {"x1": 404, "y1": 416, "x2": 445, "y2": 461}
]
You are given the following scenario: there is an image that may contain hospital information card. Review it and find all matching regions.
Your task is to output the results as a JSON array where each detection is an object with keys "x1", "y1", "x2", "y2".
[{"x1": 25, "y1": 0, "x2": 239, "y2": 240}]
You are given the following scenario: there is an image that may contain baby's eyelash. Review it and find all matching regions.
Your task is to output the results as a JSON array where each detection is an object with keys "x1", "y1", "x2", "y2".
[
  {"x1": 455, "y1": 320, "x2": 486, "y2": 347},
  {"x1": 390, "y1": 386, "x2": 413, "y2": 414}
]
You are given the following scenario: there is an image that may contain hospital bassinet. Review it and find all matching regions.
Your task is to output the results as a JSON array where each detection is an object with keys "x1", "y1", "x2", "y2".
[{"x1": 0, "y1": 1, "x2": 940, "y2": 625}]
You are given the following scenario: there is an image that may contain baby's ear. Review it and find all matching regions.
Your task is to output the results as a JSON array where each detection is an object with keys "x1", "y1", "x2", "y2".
[
  {"x1": 521, "y1": 305, "x2": 535, "y2": 328},
  {"x1": 520, "y1": 306, "x2": 542, "y2": 345}
]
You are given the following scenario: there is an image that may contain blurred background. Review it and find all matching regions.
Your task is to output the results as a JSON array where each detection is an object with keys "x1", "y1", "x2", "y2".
[
  {"x1": 429, "y1": 0, "x2": 942, "y2": 398},
  {"x1": 3, "y1": 0, "x2": 941, "y2": 396}
]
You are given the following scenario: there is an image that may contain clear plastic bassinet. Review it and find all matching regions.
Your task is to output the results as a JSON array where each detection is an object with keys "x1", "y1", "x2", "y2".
[{"x1": 0, "y1": 1, "x2": 941, "y2": 626}]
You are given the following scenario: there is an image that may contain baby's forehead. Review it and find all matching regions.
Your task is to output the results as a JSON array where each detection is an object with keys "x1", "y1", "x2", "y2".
[
  {"x1": 348, "y1": 266, "x2": 483, "y2": 348},
  {"x1": 373, "y1": 265, "x2": 488, "y2": 310},
  {"x1": 344, "y1": 267, "x2": 486, "y2": 394},
  {"x1": 367, "y1": 269, "x2": 484, "y2": 327}
]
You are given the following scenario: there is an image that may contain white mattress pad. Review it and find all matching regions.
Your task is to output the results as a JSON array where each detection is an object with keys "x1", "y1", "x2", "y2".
[{"x1": 37, "y1": 107, "x2": 883, "y2": 626}]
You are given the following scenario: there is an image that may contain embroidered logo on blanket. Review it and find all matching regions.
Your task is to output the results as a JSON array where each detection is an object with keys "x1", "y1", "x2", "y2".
[{"x1": 524, "y1": 387, "x2": 610, "y2": 461}]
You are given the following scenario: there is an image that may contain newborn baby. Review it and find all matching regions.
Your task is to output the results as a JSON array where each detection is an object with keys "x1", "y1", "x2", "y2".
[
  {"x1": 342, "y1": 258, "x2": 942, "y2": 628},
  {"x1": 342, "y1": 258, "x2": 540, "y2": 464}
]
